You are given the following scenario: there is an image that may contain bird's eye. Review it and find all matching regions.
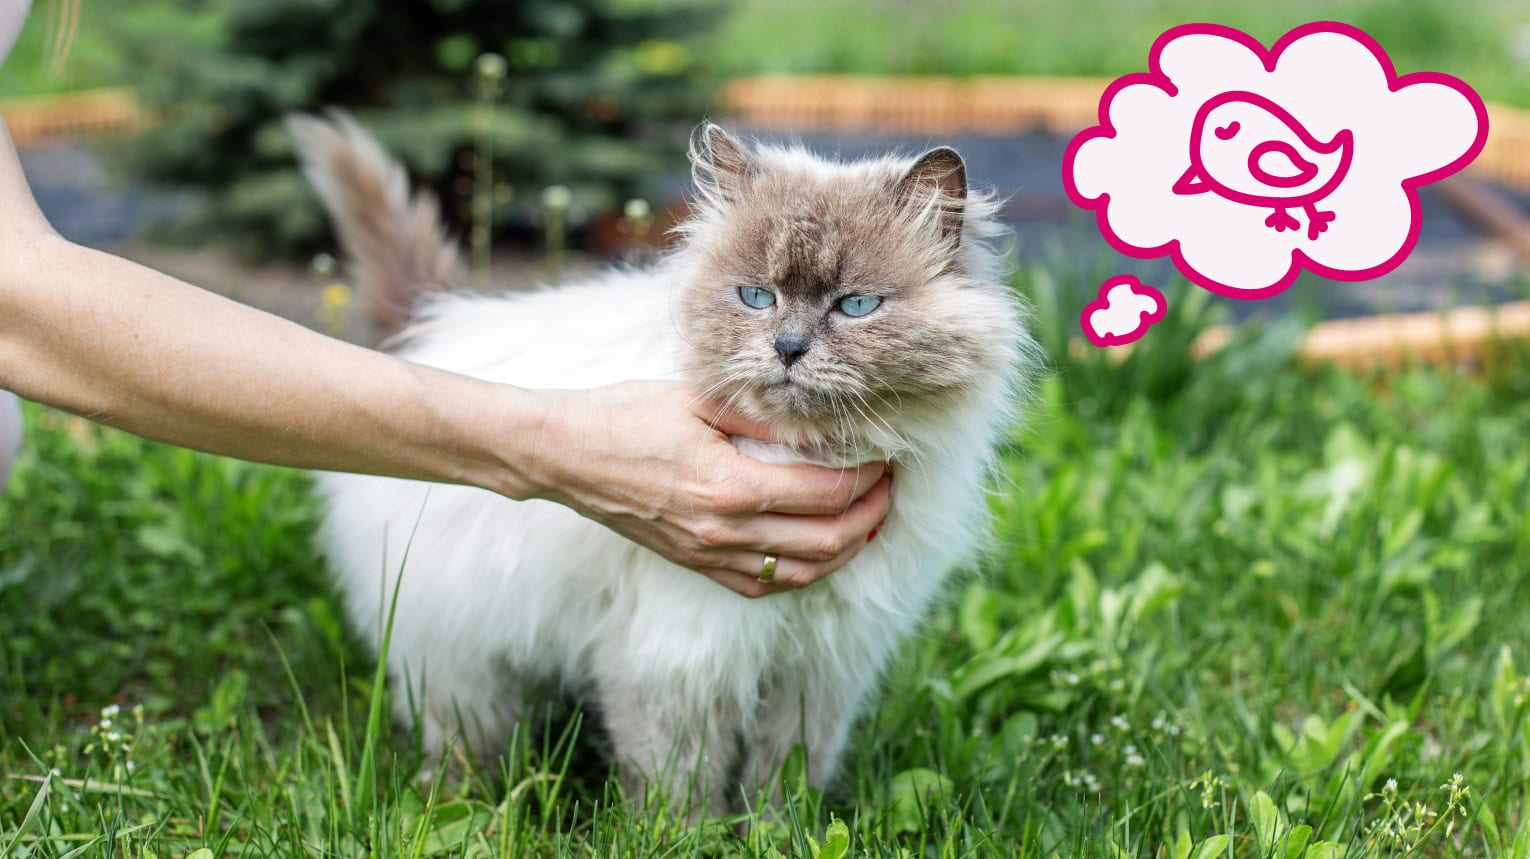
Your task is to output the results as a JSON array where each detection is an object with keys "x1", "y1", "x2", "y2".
[
  {"x1": 837, "y1": 295, "x2": 882, "y2": 317},
  {"x1": 739, "y1": 286, "x2": 776, "y2": 309}
]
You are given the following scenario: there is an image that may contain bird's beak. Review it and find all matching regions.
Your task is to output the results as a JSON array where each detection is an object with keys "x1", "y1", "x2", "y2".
[{"x1": 1172, "y1": 164, "x2": 1210, "y2": 195}]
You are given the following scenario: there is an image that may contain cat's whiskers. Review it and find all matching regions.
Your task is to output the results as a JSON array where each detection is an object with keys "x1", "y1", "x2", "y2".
[
  {"x1": 683, "y1": 364, "x2": 756, "y2": 416},
  {"x1": 846, "y1": 373, "x2": 923, "y2": 464},
  {"x1": 857, "y1": 367, "x2": 909, "y2": 415},
  {"x1": 704, "y1": 376, "x2": 756, "y2": 438},
  {"x1": 846, "y1": 387, "x2": 920, "y2": 467},
  {"x1": 826, "y1": 391, "x2": 853, "y2": 458},
  {"x1": 792, "y1": 366, "x2": 897, "y2": 455},
  {"x1": 826, "y1": 362, "x2": 918, "y2": 462}
]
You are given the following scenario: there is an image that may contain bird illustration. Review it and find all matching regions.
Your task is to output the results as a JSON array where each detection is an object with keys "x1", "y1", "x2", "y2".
[{"x1": 1173, "y1": 90, "x2": 1354, "y2": 241}]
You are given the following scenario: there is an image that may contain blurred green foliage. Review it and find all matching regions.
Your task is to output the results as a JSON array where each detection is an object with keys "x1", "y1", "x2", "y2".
[
  {"x1": 105, "y1": 0, "x2": 719, "y2": 257},
  {"x1": 716, "y1": 0, "x2": 1530, "y2": 107}
]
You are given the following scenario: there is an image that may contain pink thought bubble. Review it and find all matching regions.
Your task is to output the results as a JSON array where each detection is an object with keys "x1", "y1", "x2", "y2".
[
  {"x1": 1081, "y1": 275, "x2": 1166, "y2": 347},
  {"x1": 1064, "y1": 21, "x2": 1489, "y2": 301}
]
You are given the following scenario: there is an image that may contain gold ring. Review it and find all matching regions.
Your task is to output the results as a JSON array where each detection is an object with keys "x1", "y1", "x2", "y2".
[{"x1": 758, "y1": 554, "x2": 778, "y2": 584}]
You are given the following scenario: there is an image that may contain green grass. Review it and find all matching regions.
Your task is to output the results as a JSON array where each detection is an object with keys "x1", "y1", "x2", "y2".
[
  {"x1": 710, "y1": 0, "x2": 1530, "y2": 107},
  {"x1": 6, "y1": 1, "x2": 1530, "y2": 109},
  {"x1": 0, "y1": 4, "x2": 162, "y2": 99},
  {"x1": 5, "y1": 270, "x2": 1530, "y2": 855}
]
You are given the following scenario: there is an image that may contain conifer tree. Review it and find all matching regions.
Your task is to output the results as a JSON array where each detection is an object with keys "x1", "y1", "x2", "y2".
[{"x1": 115, "y1": 0, "x2": 716, "y2": 257}]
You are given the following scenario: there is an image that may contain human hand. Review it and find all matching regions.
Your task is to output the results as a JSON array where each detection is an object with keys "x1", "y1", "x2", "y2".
[{"x1": 523, "y1": 380, "x2": 891, "y2": 598}]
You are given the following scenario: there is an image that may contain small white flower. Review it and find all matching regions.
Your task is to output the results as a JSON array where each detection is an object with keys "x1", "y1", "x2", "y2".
[
  {"x1": 101, "y1": 704, "x2": 120, "y2": 718},
  {"x1": 1110, "y1": 715, "x2": 1131, "y2": 731},
  {"x1": 106, "y1": 731, "x2": 121, "y2": 743},
  {"x1": 1090, "y1": 733, "x2": 1105, "y2": 746},
  {"x1": 1051, "y1": 670, "x2": 1080, "y2": 686},
  {"x1": 624, "y1": 198, "x2": 651, "y2": 221},
  {"x1": 475, "y1": 52, "x2": 508, "y2": 81},
  {"x1": 542, "y1": 185, "x2": 573, "y2": 210}
]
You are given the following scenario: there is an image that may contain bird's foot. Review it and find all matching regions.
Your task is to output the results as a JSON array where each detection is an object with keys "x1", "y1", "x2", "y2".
[
  {"x1": 1264, "y1": 209, "x2": 1300, "y2": 232},
  {"x1": 1305, "y1": 206, "x2": 1336, "y2": 240}
]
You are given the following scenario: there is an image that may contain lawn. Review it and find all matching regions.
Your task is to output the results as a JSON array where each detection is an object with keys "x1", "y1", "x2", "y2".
[
  {"x1": 0, "y1": 3, "x2": 205, "y2": 100},
  {"x1": 5, "y1": 1, "x2": 1530, "y2": 108},
  {"x1": 711, "y1": 0, "x2": 1530, "y2": 107},
  {"x1": 3, "y1": 270, "x2": 1530, "y2": 856}
]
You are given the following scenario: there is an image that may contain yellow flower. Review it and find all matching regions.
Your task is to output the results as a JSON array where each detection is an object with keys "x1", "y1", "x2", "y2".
[
  {"x1": 318, "y1": 283, "x2": 353, "y2": 335},
  {"x1": 633, "y1": 40, "x2": 689, "y2": 76}
]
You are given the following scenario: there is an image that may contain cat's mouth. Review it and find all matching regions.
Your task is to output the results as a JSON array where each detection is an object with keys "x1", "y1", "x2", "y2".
[{"x1": 754, "y1": 378, "x2": 848, "y2": 426}]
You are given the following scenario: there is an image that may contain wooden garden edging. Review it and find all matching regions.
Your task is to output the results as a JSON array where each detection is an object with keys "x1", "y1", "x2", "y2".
[
  {"x1": 7, "y1": 78, "x2": 1530, "y2": 370},
  {"x1": 722, "y1": 75, "x2": 1112, "y2": 135},
  {"x1": 724, "y1": 75, "x2": 1530, "y2": 190},
  {"x1": 1187, "y1": 301, "x2": 1530, "y2": 370},
  {"x1": 0, "y1": 87, "x2": 146, "y2": 147}
]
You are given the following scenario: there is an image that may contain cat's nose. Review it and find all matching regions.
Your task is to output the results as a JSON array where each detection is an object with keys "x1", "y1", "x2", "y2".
[{"x1": 774, "y1": 333, "x2": 811, "y2": 367}]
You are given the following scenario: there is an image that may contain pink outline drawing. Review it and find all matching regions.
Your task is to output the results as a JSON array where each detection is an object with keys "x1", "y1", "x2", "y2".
[
  {"x1": 1081, "y1": 275, "x2": 1167, "y2": 347},
  {"x1": 1062, "y1": 21, "x2": 1490, "y2": 301},
  {"x1": 1174, "y1": 91, "x2": 1354, "y2": 241}
]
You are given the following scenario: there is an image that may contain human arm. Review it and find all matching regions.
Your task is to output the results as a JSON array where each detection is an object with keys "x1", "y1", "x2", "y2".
[{"x1": 0, "y1": 118, "x2": 888, "y2": 596}]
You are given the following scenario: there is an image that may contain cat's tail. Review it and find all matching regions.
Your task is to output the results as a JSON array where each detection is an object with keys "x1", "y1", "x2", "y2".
[{"x1": 287, "y1": 111, "x2": 465, "y2": 335}]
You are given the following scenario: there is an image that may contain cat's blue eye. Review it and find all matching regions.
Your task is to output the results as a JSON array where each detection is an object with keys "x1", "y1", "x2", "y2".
[
  {"x1": 739, "y1": 286, "x2": 776, "y2": 309},
  {"x1": 837, "y1": 295, "x2": 882, "y2": 317}
]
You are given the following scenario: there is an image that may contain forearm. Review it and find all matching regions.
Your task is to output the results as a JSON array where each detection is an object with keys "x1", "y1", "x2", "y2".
[
  {"x1": 0, "y1": 119, "x2": 891, "y2": 595},
  {"x1": 0, "y1": 232, "x2": 549, "y2": 498}
]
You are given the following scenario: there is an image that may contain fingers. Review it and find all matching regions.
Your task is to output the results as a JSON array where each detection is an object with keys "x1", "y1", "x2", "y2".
[
  {"x1": 698, "y1": 567, "x2": 793, "y2": 599},
  {"x1": 700, "y1": 402, "x2": 781, "y2": 443},
  {"x1": 694, "y1": 535, "x2": 864, "y2": 598},
  {"x1": 738, "y1": 458, "x2": 890, "y2": 516},
  {"x1": 687, "y1": 476, "x2": 889, "y2": 594},
  {"x1": 701, "y1": 524, "x2": 876, "y2": 596},
  {"x1": 684, "y1": 387, "x2": 887, "y2": 515},
  {"x1": 736, "y1": 474, "x2": 891, "y2": 562}
]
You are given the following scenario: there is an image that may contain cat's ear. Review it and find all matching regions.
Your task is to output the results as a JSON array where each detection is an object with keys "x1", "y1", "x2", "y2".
[
  {"x1": 690, "y1": 122, "x2": 753, "y2": 203},
  {"x1": 897, "y1": 147, "x2": 967, "y2": 247}
]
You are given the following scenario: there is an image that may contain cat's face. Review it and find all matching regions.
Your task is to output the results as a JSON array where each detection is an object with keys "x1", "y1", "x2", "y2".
[{"x1": 677, "y1": 126, "x2": 1018, "y2": 442}]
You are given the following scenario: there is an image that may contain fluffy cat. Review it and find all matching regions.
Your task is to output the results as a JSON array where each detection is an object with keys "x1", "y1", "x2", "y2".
[{"x1": 290, "y1": 113, "x2": 1036, "y2": 817}]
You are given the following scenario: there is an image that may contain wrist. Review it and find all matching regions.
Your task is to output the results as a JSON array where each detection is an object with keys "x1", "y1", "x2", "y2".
[
  {"x1": 396, "y1": 361, "x2": 557, "y2": 502},
  {"x1": 468, "y1": 380, "x2": 564, "y2": 503}
]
